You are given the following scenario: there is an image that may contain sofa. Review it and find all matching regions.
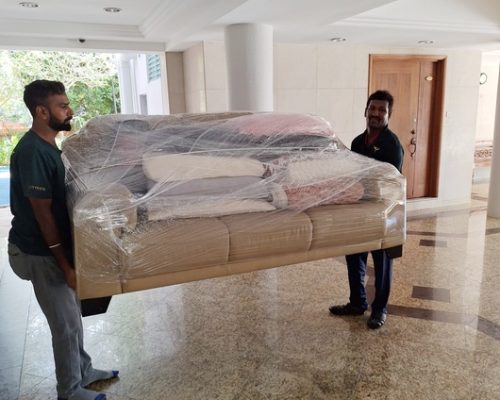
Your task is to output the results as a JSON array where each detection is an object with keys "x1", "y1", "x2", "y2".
[{"x1": 62, "y1": 112, "x2": 406, "y2": 300}]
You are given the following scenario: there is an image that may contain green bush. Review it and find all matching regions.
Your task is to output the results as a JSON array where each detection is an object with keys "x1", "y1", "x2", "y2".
[{"x1": 0, "y1": 132, "x2": 24, "y2": 165}]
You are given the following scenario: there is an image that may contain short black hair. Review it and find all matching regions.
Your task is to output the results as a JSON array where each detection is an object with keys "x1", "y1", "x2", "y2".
[
  {"x1": 23, "y1": 80, "x2": 66, "y2": 117},
  {"x1": 365, "y1": 90, "x2": 394, "y2": 116}
]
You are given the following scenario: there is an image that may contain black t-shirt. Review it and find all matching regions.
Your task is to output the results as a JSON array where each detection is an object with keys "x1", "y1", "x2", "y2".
[
  {"x1": 9, "y1": 130, "x2": 72, "y2": 256},
  {"x1": 351, "y1": 127, "x2": 404, "y2": 172}
]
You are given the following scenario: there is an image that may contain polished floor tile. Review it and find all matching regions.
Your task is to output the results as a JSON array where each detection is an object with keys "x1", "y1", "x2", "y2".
[{"x1": 2, "y1": 185, "x2": 500, "y2": 399}]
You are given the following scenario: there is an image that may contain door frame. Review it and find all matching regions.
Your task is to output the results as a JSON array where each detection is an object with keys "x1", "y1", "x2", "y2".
[{"x1": 369, "y1": 54, "x2": 446, "y2": 198}]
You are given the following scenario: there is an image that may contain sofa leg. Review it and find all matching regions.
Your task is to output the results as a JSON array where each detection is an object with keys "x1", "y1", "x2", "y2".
[
  {"x1": 81, "y1": 296, "x2": 112, "y2": 317},
  {"x1": 384, "y1": 245, "x2": 403, "y2": 259}
]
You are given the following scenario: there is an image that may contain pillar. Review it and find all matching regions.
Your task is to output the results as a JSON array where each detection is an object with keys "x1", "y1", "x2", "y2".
[
  {"x1": 115, "y1": 54, "x2": 137, "y2": 114},
  {"x1": 487, "y1": 66, "x2": 500, "y2": 218},
  {"x1": 224, "y1": 23, "x2": 273, "y2": 112}
]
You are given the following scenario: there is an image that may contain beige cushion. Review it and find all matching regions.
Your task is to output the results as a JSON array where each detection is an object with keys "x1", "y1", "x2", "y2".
[
  {"x1": 220, "y1": 211, "x2": 313, "y2": 261},
  {"x1": 147, "y1": 198, "x2": 275, "y2": 220},
  {"x1": 120, "y1": 218, "x2": 230, "y2": 278},
  {"x1": 305, "y1": 202, "x2": 388, "y2": 250}
]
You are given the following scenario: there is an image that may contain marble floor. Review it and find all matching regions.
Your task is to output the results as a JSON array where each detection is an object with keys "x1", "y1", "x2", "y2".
[{"x1": 1, "y1": 184, "x2": 500, "y2": 399}]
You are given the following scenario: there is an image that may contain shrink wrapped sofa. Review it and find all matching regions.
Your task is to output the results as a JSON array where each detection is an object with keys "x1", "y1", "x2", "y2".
[{"x1": 62, "y1": 112, "x2": 406, "y2": 299}]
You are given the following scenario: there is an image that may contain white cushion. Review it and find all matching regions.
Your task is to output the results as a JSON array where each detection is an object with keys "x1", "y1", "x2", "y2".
[{"x1": 143, "y1": 153, "x2": 265, "y2": 182}]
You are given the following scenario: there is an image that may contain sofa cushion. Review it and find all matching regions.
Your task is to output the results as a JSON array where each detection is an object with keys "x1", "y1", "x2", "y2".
[
  {"x1": 120, "y1": 218, "x2": 230, "y2": 278},
  {"x1": 143, "y1": 153, "x2": 265, "y2": 182},
  {"x1": 220, "y1": 211, "x2": 313, "y2": 261},
  {"x1": 146, "y1": 198, "x2": 276, "y2": 219},
  {"x1": 146, "y1": 176, "x2": 265, "y2": 196},
  {"x1": 223, "y1": 113, "x2": 334, "y2": 138},
  {"x1": 305, "y1": 202, "x2": 388, "y2": 249}
]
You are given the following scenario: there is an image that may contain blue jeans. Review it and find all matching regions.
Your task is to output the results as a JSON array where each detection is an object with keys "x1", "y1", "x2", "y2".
[
  {"x1": 8, "y1": 243, "x2": 94, "y2": 399},
  {"x1": 345, "y1": 249, "x2": 393, "y2": 313}
]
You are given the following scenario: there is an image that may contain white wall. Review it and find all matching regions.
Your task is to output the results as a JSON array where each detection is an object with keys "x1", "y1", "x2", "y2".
[
  {"x1": 136, "y1": 54, "x2": 149, "y2": 96},
  {"x1": 135, "y1": 54, "x2": 168, "y2": 115},
  {"x1": 182, "y1": 41, "x2": 482, "y2": 209},
  {"x1": 115, "y1": 53, "x2": 168, "y2": 115},
  {"x1": 437, "y1": 49, "x2": 481, "y2": 205},
  {"x1": 146, "y1": 77, "x2": 167, "y2": 114},
  {"x1": 476, "y1": 55, "x2": 500, "y2": 143},
  {"x1": 204, "y1": 42, "x2": 228, "y2": 112}
]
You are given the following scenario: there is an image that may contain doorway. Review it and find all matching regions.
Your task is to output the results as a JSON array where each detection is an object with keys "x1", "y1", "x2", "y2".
[{"x1": 369, "y1": 55, "x2": 446, "y2": 199}]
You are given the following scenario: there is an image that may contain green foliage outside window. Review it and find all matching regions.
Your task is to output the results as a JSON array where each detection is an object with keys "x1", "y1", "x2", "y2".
[
  {"x1": 0, "y1": 132, "x2": 23, "y2": 165},
  {"x1": 0, "y1": 50, "x2": 120, "y2": 163}
]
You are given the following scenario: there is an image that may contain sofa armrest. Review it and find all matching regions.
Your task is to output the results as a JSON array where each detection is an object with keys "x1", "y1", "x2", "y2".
[
  {"x1": 72, "y1": 183, "x2": 137, "y2": 235},
  {"x1": 72, "y1": 183, "x2": 137, "y2": 298}
]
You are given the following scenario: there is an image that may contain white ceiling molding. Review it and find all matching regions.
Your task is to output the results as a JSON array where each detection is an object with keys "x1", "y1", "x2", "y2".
[
  {"x1": 0, "y1": 18, "x2": 144, "y2": 41},
  {"x1": 0, "y1": 35, "x2": 165, "y2": 52},
  {"x1": 336, "y1": 16, "x2": 500, "y2": 35},
  {"x1": 140, "y1": 0, "x2": 247, "y2": 44},
  {"x1": 214, "y1": 0, "x2": 398, "y2": 26}
]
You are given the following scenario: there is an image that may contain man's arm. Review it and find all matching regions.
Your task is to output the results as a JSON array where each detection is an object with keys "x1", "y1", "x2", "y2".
[
  {"x1": 29, "y1": 197, "x2": 76, "y2": 290},
  {"x1": 385, "y1": 144, "x2": 404, "y2": 172}
]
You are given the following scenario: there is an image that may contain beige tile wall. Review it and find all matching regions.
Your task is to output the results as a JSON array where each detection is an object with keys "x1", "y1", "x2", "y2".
[
  {"x1": 183, "y1": 42, "x2": 207, "y2": 112},
  {"x1": 181, "y1": 41, "x2": 482, "y2": 208},
  {"x1": 166, "y1": 52, "x2": 186, "y2": 114}
]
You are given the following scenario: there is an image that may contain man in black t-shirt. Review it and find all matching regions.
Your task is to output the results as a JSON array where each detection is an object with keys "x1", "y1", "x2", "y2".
[
  {"x1": 8, "y1": 80, "x2": 117, "y2": 400},
  {"x1": 329, "y1": 90, "x2": 404, "y2": 329}
]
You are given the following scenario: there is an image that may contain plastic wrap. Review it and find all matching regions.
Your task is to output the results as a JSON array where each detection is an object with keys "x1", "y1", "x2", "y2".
[{"x1": 62, "y1": 112, "x2": 406, "y2": 298}]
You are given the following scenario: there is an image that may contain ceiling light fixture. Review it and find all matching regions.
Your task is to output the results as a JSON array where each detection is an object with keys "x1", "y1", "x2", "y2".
[
  {"x1": 19, "y1": 2, "x2": 39, "y2": 8},
  {"x1": 418, "y1": 40, "x2": 434, "y2": 44},
  {"x1": 330, "y1": 37, "x2": 346, "y2": 43},
  {"x1": 104, "y1": 7, "x2": 122, "y2": 13}
]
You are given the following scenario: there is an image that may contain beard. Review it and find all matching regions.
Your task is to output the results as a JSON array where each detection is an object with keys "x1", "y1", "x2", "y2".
[
  {"x1": 367, "y1": 116, "x2": 386, "y2": 130},
  {"x1": 48, "y1": 114, "x2": 72, "y2": 132}
]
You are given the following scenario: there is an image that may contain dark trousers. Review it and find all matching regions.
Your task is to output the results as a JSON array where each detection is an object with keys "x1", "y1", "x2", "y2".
[{"x1": 345, "y1": 249, "x2": 393, "y2": 313}]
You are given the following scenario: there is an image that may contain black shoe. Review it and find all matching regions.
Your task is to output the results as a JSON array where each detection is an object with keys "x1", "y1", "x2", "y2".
[
  {"x1": 367, "y1": 310, "x2": 387, "y2": 329},
  {"x1": 329, "y1": 303, "x2": 367, "y2": 316}
]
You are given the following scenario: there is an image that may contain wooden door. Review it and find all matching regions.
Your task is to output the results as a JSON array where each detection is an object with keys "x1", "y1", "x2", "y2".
[{"x1": 369, "y1": 55, "x2": 445, "y2": 199}]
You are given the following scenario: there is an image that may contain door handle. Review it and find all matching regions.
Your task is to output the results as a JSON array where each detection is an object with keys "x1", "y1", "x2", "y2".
[{"x1": 409, "y1": 137, "x2": 417, "y2": 158}]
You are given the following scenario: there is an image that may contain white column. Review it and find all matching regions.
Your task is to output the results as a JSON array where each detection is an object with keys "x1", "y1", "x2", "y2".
[
  {"x1": 115, "y1": 54, "x2": 137, "y2": 114},
  {"x1": 225, "y1": 23, "x2": 273, "y2": 112},
  {"x1": 487, "y1": 66, "x2": 500, "y2": 218}
]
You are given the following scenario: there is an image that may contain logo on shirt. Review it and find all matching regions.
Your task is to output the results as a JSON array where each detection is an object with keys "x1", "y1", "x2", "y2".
[
  {"x1": 373, "y1": 146, "x2": 380, "y2": 152},
  {"x1": 29, "y1": 185, "x2": 46, "y2": 192}
]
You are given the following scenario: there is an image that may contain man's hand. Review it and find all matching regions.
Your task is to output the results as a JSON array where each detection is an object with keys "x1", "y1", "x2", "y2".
[
  {"x1": 29, "y1": 197, "x2": 76, "y2": 289},
  {"x1": 64, "y1": 267, "x2": 77, "y2": 290}
]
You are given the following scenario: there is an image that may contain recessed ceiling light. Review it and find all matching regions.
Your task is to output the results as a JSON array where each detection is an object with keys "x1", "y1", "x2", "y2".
[
  {"x1": 19, "y1": 2, "x2": 39, "y2": 8},
  {"x1": 418, "y1": 40, "x2": 434, "y2": 44},
  {"x1": 330, "y1": 37, "x2": 346, "y2": 42},
  {"x1": 104, "y1": 7, "x2": 122, "y2": 13}
]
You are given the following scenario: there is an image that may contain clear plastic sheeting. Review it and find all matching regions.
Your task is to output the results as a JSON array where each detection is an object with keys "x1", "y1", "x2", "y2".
[{"x1": 62, "y1": 112, "x2": 406, "y2": 299}]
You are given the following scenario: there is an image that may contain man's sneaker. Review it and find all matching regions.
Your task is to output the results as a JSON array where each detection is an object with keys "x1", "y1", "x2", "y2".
[
  {"x1": 329, "y1": 302, "x2": 367, "y2": 316},
  {"x1": 367, "y1": 310, "x2": 387, "y2": 329}
]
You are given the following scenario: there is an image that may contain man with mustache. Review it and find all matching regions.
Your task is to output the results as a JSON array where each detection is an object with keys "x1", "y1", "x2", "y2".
[
  {"x1": 329, "y1": 90, "x2": 403, "y2": 329},
  {"x1": 8, "y1": 80, "x2": 117, "y2": 400}
]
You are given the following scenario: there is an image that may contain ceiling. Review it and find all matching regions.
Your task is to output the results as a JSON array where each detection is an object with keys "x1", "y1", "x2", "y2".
[{"x1": 0, "y1": 0, "x2": 499, "y2": 53}]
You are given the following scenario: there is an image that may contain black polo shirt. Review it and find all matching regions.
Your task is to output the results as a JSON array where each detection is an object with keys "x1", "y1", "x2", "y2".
[
  {"x1": 9, "y1": 130, "x2": 71, "y2": 256},
  {"x1": 351, "y1": 126, "x2": 404, "y2": 172}
]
